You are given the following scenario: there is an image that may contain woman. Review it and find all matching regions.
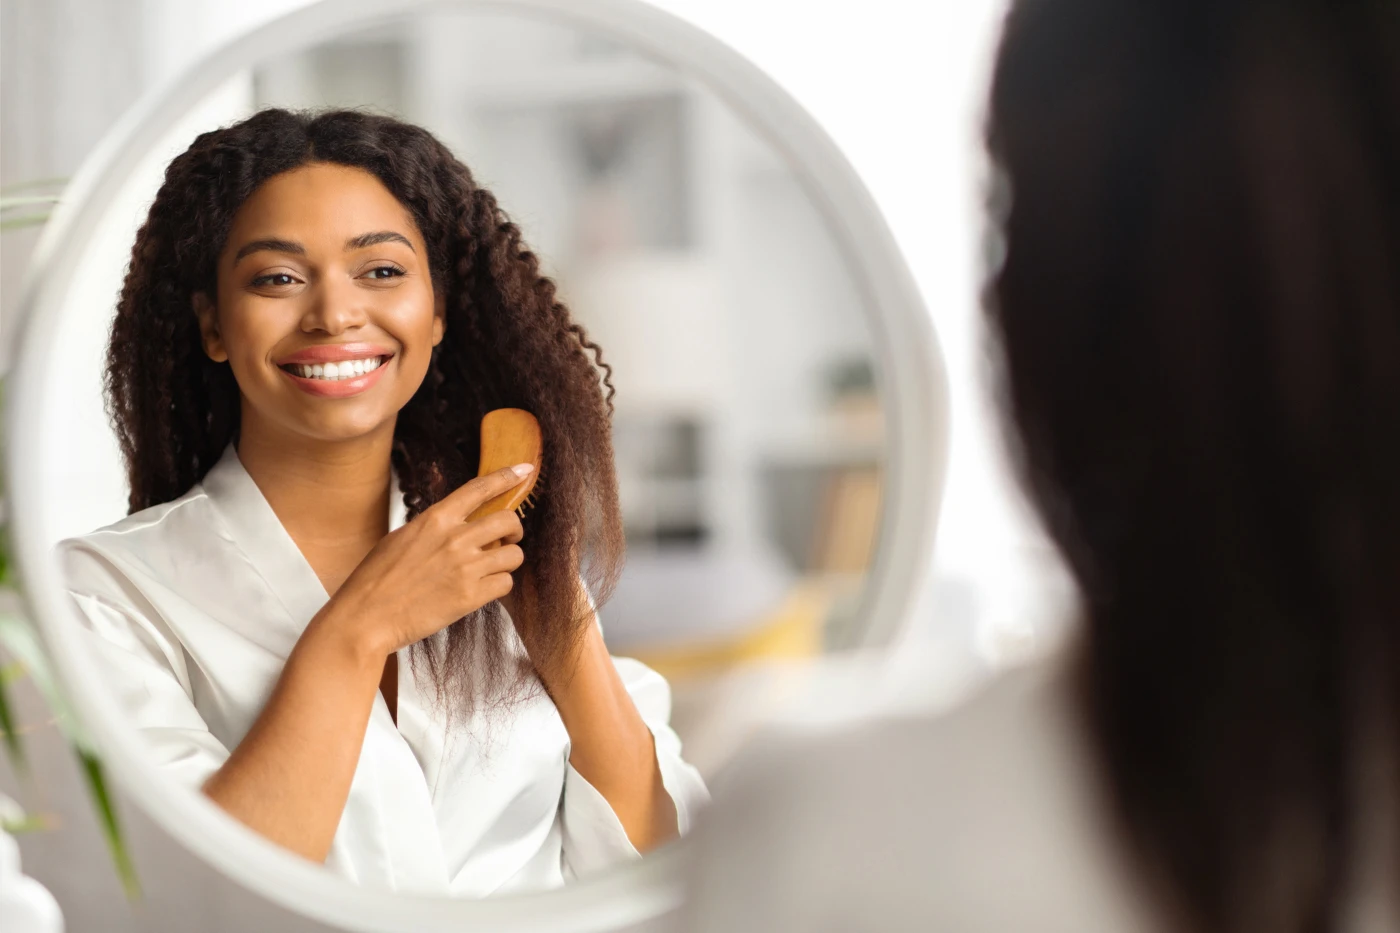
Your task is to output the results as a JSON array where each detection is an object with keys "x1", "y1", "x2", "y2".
[
  {"x1": 682, "y1": 1, "x2": 1400, "y2": 931},
  {"x1": 58, "y1": 107, "x2": 707, "y2": 897}
]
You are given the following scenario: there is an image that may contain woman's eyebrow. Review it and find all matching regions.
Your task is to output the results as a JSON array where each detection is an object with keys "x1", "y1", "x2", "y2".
[
  {"x1": 345, "y1": 230, "x2": 415, "y2": 253},
  {"x1": 232, "y1": 231, "x2": 415, "y2": 266}
]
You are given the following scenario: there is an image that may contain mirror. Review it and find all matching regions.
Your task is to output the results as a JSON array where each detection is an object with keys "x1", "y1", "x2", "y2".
[{"x1": 7, "y1": 0, "x2": 945, "y2": 929}]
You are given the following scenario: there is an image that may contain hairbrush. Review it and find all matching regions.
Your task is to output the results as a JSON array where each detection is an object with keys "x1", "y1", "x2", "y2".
[{"x1": 465, "y1": 408, "x2": 543, "y2": 548}]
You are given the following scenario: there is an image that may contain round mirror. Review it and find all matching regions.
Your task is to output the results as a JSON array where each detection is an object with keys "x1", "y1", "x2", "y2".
[{"x1": 6, "y1": 0, "x2": 946, "y2": 929}]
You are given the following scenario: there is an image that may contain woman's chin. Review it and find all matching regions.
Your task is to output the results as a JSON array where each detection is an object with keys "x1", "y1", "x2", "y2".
[{"x1": 280, "y1": 411, "x2": 399, "y2": 446}]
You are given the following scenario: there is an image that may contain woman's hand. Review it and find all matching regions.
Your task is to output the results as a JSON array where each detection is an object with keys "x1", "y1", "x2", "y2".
[{"x1": 318, "y1": 464, "x2": 534, "y2": 659}]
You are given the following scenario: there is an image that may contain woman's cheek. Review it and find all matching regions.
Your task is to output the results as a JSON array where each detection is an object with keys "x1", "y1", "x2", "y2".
[{"x1": 396, "y1": 355, "x2": 432, "y2": 406}]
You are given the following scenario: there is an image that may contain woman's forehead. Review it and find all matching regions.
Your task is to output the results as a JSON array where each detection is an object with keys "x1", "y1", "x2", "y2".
[{"x1": 226, "y1": 163, "x2": 423, "y2": 254}]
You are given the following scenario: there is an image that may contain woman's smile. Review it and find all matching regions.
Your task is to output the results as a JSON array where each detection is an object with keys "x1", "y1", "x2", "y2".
[{"x1": 275, "y1": 342, "x2": 396, "y2": 398}]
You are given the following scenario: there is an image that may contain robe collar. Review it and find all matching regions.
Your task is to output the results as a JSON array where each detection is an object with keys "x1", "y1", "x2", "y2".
[{"x1": 199, "y1": 442, "x2": 407, "y2": 650}]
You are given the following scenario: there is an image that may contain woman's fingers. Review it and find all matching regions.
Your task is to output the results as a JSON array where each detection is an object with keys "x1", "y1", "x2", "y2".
[
  {"x1": 483, "y1": 571, "x2": 515, "y2": 600},
  {"x1": 498, "y1": 519, "x2": 525, "y2": 547},
  {"x1": 456, "y1": 509, "x2": 524, "y2": 548},
  {"x1": 433, "y1": 465, "x2": 534, "y2": 520},
  {"x1": 484, "y1": 544, "x2": 525, "y2": 575}
]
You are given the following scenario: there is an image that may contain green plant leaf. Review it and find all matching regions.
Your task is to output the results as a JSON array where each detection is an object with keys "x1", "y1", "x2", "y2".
[
  {"x1": 0, "y1": 812, "x2": 51, "y2": 835},
  {"x1": 0, "y1": 673, "x2": 20, "y2": 769},
  {"x1": 0, "y1": 196, "x2": 61, "y2": 210},
  {"x1": 0, "y1": 615, "x2": 80, "y2": 744},
  {"x1": 78, "y1": 750, "x2": 140, "y2": 899},
  {"x1": 1, "y1": 215, "x2": 53, "y2": 231},
  {"x1": 0, "y1": 615, "x2": 142, "y2": 899}
]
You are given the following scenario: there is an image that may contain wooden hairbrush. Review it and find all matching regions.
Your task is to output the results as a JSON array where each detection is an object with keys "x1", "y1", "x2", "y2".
[{"x1": 465, "y1": 408, "x2": 543, "y2": 548}]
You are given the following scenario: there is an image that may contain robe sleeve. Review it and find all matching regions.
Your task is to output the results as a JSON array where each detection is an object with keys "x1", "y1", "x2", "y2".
[
  {"x1": 559, "y1": 653, "x2": 711, "y2": 881},
  {"x1": 59, "y1": 544, "x2": 231, "y2": 790}
]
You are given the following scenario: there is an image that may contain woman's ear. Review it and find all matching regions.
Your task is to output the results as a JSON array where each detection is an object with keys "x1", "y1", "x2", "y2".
[
  {"x1": 192, "y1": 291, "x2": 229, "y2": 362},
  {"x1": 432, "y1": 292, "x2": 446, "y2": 347}
]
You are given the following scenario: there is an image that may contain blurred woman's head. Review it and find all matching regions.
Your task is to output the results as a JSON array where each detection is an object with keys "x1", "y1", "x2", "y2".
[{"x1": 985, "y1": 1, "x2": 1400, "y2": 930}]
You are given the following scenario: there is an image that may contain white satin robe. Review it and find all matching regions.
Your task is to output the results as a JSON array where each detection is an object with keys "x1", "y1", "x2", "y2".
[{"x1": 56, "y1": 444, "x2": 708, "y2": 897}]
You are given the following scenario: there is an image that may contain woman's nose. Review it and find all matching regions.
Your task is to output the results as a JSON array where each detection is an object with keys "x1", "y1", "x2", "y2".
[{"x1": 299, "y1": 278, "x2": 369, "y2": 335}]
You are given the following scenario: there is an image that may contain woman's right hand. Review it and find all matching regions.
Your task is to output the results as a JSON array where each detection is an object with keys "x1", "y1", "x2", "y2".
[{"x1": 317, "y1": 464, "x2": 534, "y2": 659}]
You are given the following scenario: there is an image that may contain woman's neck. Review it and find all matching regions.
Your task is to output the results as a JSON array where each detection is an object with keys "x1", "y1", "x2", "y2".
[{"x1": 235, "y1": 413, "x2": 395, "y2": 593}]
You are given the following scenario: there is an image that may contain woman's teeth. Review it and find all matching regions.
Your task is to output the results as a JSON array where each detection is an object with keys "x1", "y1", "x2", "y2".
[{"x1": 288, "y1": 357, "x2": 385, "y2": 380}]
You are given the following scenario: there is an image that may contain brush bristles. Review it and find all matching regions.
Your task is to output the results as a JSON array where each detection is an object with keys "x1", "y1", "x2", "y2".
[{"x1": 516, "y1": 469, "x2": 544, "y2": 518}]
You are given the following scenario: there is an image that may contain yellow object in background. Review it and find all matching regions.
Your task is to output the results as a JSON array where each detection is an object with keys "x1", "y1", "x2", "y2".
[{"x1": 623, "y1": 579, "x2": 832, "y2": 684}]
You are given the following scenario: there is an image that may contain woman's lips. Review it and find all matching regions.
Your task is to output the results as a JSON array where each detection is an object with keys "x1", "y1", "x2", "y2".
[
  {"x1": 275, "y1": 342, "x2": 394, "y2": 365},
  {"x1": 280, "y1": 356, "x2": 390, "y2": 398}
]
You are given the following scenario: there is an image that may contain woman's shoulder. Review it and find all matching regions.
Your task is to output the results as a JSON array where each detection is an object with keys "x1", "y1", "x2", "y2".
[
  {"x1": 56, "y1": 484, "x2": 215, "y2": 592},
  {"x1": 683, "y1": 654, "x2": 1159, "y2": 933}
]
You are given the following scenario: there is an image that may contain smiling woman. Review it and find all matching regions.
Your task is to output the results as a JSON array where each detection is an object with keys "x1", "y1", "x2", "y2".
[{"x1": 52, "y1": 107, "x2": 708, "y2": 896}]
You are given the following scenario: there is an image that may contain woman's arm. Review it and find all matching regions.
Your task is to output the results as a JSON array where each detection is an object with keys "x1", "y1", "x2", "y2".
[
  {"x1": 199, "y1": 610, "x2": 384, "y2": 863},
  {"x1": 526, "y1": 580, "x2": 680, "y2": 853}
]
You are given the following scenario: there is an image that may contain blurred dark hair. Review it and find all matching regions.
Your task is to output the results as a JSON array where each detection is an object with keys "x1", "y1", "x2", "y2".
[
  {"x1": 985, "y1": 1, "x2": 1400, "y2": 931},
  {"x1": 107, "y1": 108, "x2": 625, "y2": 718}
]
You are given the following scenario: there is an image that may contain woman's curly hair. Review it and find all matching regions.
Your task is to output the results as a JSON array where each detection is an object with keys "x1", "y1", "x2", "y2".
[{"x1": 106, "y1": 107, "x2": 625, "y2": 715}]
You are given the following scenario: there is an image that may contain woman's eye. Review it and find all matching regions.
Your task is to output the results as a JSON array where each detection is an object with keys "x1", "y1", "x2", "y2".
[
  {"x1": 252, "y1": 273, "x2": 296, "y2": 287},
  {"x1": 365, "y1": 265, "x2": 406, "y2": 281}
]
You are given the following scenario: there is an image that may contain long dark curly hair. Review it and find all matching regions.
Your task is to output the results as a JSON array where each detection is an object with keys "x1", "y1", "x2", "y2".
[{"x1": 106, "y1": 107, "x2": 625, "y2": 715}]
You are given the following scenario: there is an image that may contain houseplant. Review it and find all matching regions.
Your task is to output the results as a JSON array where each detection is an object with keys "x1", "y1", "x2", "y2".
[{"x1": 0, "y1": 180, "x2": 139, "y2": 927}]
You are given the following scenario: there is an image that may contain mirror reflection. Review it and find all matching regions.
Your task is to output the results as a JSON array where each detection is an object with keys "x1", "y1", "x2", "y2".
[{"x1": 40, "y1": 8, "x2": 886, "y2": 897}]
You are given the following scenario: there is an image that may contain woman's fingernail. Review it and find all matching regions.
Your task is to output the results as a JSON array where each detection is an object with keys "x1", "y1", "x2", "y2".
[{"x1": 512, "y1": 463, "x2": 535, "y2": 477}]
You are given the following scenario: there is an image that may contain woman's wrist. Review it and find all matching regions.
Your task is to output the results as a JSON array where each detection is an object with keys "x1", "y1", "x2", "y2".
[
  {"x1": 301, "y1": 601, "x2": 392, "y2": 676},
  {"x1": 536, "y1": 621, "x2": 603, "y2": 701}
]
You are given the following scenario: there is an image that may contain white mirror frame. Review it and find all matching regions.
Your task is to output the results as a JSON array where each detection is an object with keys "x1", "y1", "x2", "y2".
[{"x1": 5, "y1": 0, "x2": 948, "y2": 929}]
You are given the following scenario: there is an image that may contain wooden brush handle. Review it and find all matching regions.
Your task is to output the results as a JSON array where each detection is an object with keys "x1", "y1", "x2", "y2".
[{"x1": 466, "y1": 408, "x2": 543, "y2": 550}]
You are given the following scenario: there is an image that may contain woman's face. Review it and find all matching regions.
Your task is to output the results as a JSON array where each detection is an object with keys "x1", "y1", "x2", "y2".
[{"x1": 194, "y1": 161, "x2": 444, "y2": 445}]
